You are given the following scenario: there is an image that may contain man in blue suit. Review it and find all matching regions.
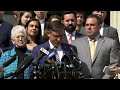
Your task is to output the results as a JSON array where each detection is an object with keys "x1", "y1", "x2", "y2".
[
  {"x1": 30, "y1": 21, "x2": 81, "y2": 79},
  {"x1": 0, "y1": 11, "x2": 14, "y2": 56}
]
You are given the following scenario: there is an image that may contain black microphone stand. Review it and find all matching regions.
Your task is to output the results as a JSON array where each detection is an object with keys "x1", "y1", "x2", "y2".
[
  {"x1": 63, "y1": 62, "x2": 67, "y2": 79},
  {"x1": 61, "y1": 54, "x2": 72, "y2": 79},
  {"x1": 72, "y1": 55, "x2": 85, "y2": 79}
]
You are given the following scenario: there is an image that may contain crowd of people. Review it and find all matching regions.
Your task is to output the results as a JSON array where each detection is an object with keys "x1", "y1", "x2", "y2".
[{"x1": 0, "y1": 11, "x2": 120, "y2": 79}]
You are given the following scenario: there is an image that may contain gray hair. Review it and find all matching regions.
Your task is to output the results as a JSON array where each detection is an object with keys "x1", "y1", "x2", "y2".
[{"x1": 11, "y1": 25, "x2": 27, "y2": 38}]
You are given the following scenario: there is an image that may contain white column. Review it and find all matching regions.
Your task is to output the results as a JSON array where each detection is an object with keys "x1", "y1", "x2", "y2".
[{"x1": 110, "y1": 11, "x2": 120, "y2": 41}]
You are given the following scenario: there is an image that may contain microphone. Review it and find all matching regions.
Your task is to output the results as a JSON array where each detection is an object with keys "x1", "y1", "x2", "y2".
[
  {"x1": 70, "y1": 47, "x2": 85, "y2": 79},
  {"x1": 46, "y1": 48, "x2": 56, "y2": 64},
  {"x1": 70, "y1": 47, "x2": 81, "y2": 64},
  {"x1": 3, "y1": 54, "x2": 16, "y2": 67},
  {"x1": 61, "y1": 53, "x2": 74, "y2": 68},
  {"x1": 13, "y1": 54, "x2": 34, "y2": 77},
  {"x1": 61, "y1": 52, "x2": 70, "y2": 63},
  {"x1": 32, "y1": 47, "x2": 49, "y2": 66}
]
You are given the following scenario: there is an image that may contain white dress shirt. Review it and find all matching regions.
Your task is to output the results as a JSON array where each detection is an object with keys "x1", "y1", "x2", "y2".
[
  {"x1": 99, "y1": 22, "x2": 104, "y2": 36},
  {"x1": 49, "y1": 40, "x2": 64, "y2": 61}
]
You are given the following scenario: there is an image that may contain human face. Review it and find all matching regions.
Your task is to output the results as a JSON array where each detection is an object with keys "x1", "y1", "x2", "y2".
[
  {"x1": 21, "y1": 12, "x2": 32, "y2": 26},
  {"x1": 47, "y1": 30, "x2": 65, "y2": 47},
  {"x1": 85, "y1": 17, "x2": 101, "y2": 39},
  {"x1": 92, "y1": 11, "x2": 107, "y2": 23},
  {"x1": 12, "y1": 32, "x2": 27, "y2": 48},
  {"x1": 26, "y1": 21, "x2": 39, "y2": 37},
  {"x1": 76, "y1": 13, "x2": 84, "y2": 25},
  {"x1": 34, "y1": 11, "x2": 47, "y2": 19},
  {"x1": 63, "y1": 13, "x2": 77, "y2": 33}
]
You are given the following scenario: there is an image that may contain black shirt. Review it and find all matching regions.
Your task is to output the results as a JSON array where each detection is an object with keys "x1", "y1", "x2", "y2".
[{"x1": 15, "y1": 46, "x2": 27, "y2": 79}]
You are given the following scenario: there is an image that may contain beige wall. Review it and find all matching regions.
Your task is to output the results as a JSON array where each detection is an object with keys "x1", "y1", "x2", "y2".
[{"x1": 110, "y1": 11, "x2": 120, "y2": 41}]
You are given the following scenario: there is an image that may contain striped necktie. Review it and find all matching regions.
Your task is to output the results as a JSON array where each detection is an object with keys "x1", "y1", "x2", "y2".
[{"x1": 68, "y1": 34, "x2": 72, "y2": 44}]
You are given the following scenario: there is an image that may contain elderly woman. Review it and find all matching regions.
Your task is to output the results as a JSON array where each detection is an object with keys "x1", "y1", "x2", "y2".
[{"x1": 0, "y1": 25, "x2": 32, "y2": 79}]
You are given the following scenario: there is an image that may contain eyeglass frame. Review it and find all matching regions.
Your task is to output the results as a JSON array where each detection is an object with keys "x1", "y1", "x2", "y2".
[{"x1": 48, "y1": 30, "x2": 64, "y2": 39}]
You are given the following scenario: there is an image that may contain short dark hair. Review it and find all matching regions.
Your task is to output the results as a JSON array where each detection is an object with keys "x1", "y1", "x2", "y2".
[
  {"x1": 47, "y1": 21, "x2": 65, "y2": 31},
  {"x1": 86, "y1": 14, "x2": 102, "y2": 25},
  {"x1": 61, "y1": 11, "x2": 76, "y2": 20}
]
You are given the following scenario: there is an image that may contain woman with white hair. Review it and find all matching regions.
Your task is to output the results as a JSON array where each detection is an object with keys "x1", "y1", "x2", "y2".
[{"x1": 0, "y1": 25, "x2": 32, "y2": 79}]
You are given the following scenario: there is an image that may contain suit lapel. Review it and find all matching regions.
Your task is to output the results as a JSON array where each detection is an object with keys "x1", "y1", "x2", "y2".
[
  {"x1": 62, "y1": 34, "x2": 69, "y2": 44},
  {"x1": 103, "y1": 24, "x2": 109, "y2": 37},
  {"x1": 84, "y1": 37, "x2": 92, "y2": 66},
  {"x1": 61, "y1": 43, "x2": 69, "y2": 54},
  {"x1": 92, "y1": 36, "x2": 105, "y2": 64},
  {"x1": 75, "y1": 32, "x2": 84, "y2": 39}
]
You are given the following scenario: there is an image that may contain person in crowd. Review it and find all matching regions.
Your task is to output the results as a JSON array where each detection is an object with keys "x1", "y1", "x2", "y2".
[
  {"x1": 75, "y1": 11, "x2": 85, "y2": 33},
  {"x1": 47, "y1": 14, "x2": 62, "y2": 23},
  {"x1": 16, "y1": 11, "x2": 35, "y2": 27},
  {"x1": 42, "y1": 14, "x2": 62, "y2": 43},
  {"x1": 25, "y1": 18, "x2": 42, "y2": 51},
  {"x1": 29, "y1": 21, "x2": 81, "y2": 79},
  {"x1": 3, "y1": 11, "x2": 19, "y2": 26},
  {"x1": 13, "y1": 11, "x2": 20, "y2": 20},
  {"x1": 62, "y1": 11, "x2": 84, "y2": 44},
  {"x1": 34, "y1": 11, "x2": 48, "y2": 37},
  {"x1": 0, "y1": 25, "x2": 32, "y2": 79},
  {"x1": 80, "y1": 11, "x2": 120, "y2": 49},
  {"x1": 72, "y1": 14, "x2": 119, "y2": 79},
  {"x1": 0, "y1": 11, "x2": 14, "y2": 56}
]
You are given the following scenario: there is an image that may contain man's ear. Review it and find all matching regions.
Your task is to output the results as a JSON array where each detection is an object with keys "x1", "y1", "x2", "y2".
[{"x1": 46, "y1": 29, "x2": 50, "y2": 34}]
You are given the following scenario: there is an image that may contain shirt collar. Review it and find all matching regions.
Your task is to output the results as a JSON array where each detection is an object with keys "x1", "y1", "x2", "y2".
[
  {"x1": 49, "y1": 40, "x2": 61, "y2": 50},
  {"x1": 65, "y1": 30, "x2": 76, "y2": 36},
  {"x1": 88, "y1": 34, "x2": 100, "y2": 41}
]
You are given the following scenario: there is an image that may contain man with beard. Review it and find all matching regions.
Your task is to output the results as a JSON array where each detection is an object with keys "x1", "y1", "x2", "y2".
[{"x1": 61, "y1": 11, "x2": 84, "y2": 44}]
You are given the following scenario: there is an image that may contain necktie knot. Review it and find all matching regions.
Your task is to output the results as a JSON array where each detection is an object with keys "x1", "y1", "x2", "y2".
[
  {"x1": 68, "y1": 34, "x2": 72, "y2": 44},
  {"x1": 90, "y1": 39, "x2": 96, "y2": 42},
  {"x1": 90, "y1": 39, "x2": 96, "y2": 62}
]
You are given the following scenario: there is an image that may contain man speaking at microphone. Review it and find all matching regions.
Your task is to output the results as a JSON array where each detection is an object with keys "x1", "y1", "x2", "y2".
[
  {"x1": 30, "y1": 21, "x2": 78, "y2": 79},
  {"x1": 0, "y1": 25, "x2": 32, "y2": 79}
]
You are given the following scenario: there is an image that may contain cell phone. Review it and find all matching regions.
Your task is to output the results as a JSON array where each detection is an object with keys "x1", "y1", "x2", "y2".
[{"x1": 103, "y1": 66, "x2": 111, "y2": 73}]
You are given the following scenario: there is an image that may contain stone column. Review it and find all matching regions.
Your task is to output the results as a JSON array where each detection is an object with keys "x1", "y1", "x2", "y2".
[{"x1": 110, "y1": 11, "x2": 120, "y2": 41}]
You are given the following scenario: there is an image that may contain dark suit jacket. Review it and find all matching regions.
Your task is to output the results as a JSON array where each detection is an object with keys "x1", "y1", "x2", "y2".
[
  {"x1": 62, "y1": 31, "x2": 85, "y2": 44},
  {"x1": 30, "y1": 41, "x2": 78, "y2": 79},
  {"x1": 0, "y1": 20, "x2": 14, "y2": 52}
]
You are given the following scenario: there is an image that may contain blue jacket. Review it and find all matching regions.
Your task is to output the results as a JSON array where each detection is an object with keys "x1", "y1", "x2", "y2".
[{"x1": 0, "y1": 47, "x2": 31, "y2": 79}]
